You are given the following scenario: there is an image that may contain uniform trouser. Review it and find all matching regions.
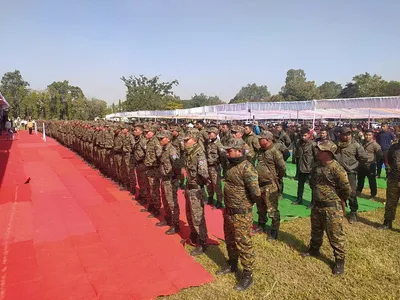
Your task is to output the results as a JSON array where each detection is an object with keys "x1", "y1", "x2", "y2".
[
  {"x1": 136, "y1": 163, "x2": 148, "y2": 200},
  {"x1": 377, "y1": 150, "x2": 388, "y2": 177},
  {"x1": 114, "y1": 154, "x2": 123, "y2": 182},
  {"x1": 146, "y1": 167, "x2": 161, "y2": 211},
  {"x1": 347, "y1": 173, "x2": 358, "y2": 213},
  {"x1": 224, "y1": 211, "x2": 254, "y2": 272},
  {"x1": 161, "y1": 177, "x2": 180, "y2": 225},
  {"x1": 105, "y1": 149, "x2": 113, "y2": 177},
  {"x1": 357, "y1": 163, "x2": 377, "y2": 197},
  {"x1": 297, "y1": 172, "x2": 310, "y2": 203},
  {"x1": 99, "y1": 148, "x2": 106, "y2": 171},
  {"x1": 256, "y1": 183, "x2": 280, "y2": 229},
  {"x1": 206, "y1": 165, "x2": 223, "y2": 203},
  {"x1": 121, "y1": 154, "x2": 130, "y2": 187},
  {"x1": 185, "y1": 188, "x2": 208, "y2": 244},
  {"x1": 384, "y1": 177, "x2": 400, "y2": 221},
  {"x1": 310, "y1": 205, "x2": 345, "y2": 260},
  {"x1": 129, "y1": 160, "x2": 137, "y2": 192}
]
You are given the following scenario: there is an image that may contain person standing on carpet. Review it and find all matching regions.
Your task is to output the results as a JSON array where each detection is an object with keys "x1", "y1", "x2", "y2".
[
  {"x1": 205, "y1": 126, "x2": 225, "y2": 209},
  {"x1": 141, "y1": 125, "x2": 162, "y2": 218},
  {"x1": 131, "y1": 123, "x2": 148, "y2": 204},
  {"x1": 156, "y1": 130, "x2": 181, "y2": 235},
  {"x1": 216, "y1": 138, "x2": 260, "y2": 291},
  {"x1": 253, "y1": 131, "x2": 286, "y2": 240},
  {"x1": 335, "y1": 127, "x2": 368, "y2": 224},
  {"x1": 170, "y1": 125, "x2": 186, "y2": 189},
  {"x1": 183, "y1": 129, "x2": 210, "y2": 256},
  {"x1": 302, "y1": 140, "x2": 350, "y2": 275},
  {"x1": 380, "y1": 131, "x2": 400, "y2": 230},
  {"x1": 292, "y1": 128, "x2": 317, "y2": 206},
  {"x1": 27, "y1": 118, "x2": 33, "y2": 135},
  {"x1": 356, "y1": 130, "x2": 382, "y2": 200}
]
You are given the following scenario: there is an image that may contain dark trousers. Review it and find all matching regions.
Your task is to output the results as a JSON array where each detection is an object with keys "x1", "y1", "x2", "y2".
[
  {"x1": 297, "y1": 172, "x2": 310, "y2": 203},
  {"x1": 348, "y1": 173, "x2": 358, "y2": 212},
  {"x1": 29, "y1": 127, "x2": 33, "y2": 134},
  {"x1": 357, "y1": 163, "x2": 377, "y2": 197},
  {"x1": 377, "y1": 150, "x2": 388, "y2": 177}
]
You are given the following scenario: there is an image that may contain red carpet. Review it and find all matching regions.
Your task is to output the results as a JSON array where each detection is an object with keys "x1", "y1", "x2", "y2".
[{"x1": 0, "y1": 131, "x2": 214, "y2": 300}]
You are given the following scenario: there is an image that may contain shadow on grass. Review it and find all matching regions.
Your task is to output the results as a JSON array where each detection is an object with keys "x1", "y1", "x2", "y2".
[
  {"x1": 356, "y1": 215, "x2": 382, "y2": 228},
  {"x1": 283, "y1": 193, "x2": 311, "y2": 207}
]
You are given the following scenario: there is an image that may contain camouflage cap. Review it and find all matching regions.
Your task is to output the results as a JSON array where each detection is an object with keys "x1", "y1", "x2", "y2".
[
  {"x1": 169, "y1": 125, "x2": 181, "y2": 132},
  {"x1": 340, "y1": 127, "x2": 352, "y2": 134},
  {"x1": 183, "y1": 129, "x2": 200, "y2": 140},
  {"x1": 258, "y1": 130, "x2": 274, "y2": 140},
  {"x1": 316, "y1": 140, "x2": 337, "y2": 155},
  {"x1": 231, "y1": 125, "x2": 244, "y2": 134},
  {"x1": 350, "y1": 122, "x2": 357, "y2": 128},
  {"x1": 223, "y1": 138, "x2": 245, "y2": 150},
  {"x1": 206, "y1": 126, "x2": 219, "y2": 134},
  {"x1": 134, "y1": 123, "x2": 145, "y2": 129},
  {"x1": 156, "y1": 130, "x2": 172, "y2": 140},
  {"x1": 143, "y1": 125, "x2": 157, "y2": 133}
]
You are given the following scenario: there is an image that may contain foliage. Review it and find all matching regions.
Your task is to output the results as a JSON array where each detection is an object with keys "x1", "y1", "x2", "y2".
[
  {"x1": 229, "y1": 83, "x2": 271, "y2": 103},
  {"x1": 339, "y1": 72, "x2": 391, "y2": 98},
  {"x1": 318, "y1": 81, "x2": 342, "y2": 99},
  {"x1": 280, "y1": 69, "x2": 321, "y2": 101},
  {"x1": 0, "y1": 70, "x2": 30, "y2": 118}
]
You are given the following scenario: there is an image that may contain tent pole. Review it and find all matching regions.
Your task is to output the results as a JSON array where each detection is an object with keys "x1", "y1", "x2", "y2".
[
  {"x1": 296, "y1": 110, "x2": 299, "y2": 124},
  {"x1": 368, "y1": 108, "x2": 371, "y2": 129},
  {"x1": 312, "y1": 106, "x2": 316, "y2": 131}
]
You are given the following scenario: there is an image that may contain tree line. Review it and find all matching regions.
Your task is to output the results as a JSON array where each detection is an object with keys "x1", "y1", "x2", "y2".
[{"x1": 1, "y1": 69, "x2": 400, "y2": 120}]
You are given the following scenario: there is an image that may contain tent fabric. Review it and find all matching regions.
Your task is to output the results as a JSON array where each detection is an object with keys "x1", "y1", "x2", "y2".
[
  {"x1": 0, "y1": 92, "x2": 10, "y2": 110},
  {"x1": 106, "y1": 96, "x2": 400, "y2": 120}
]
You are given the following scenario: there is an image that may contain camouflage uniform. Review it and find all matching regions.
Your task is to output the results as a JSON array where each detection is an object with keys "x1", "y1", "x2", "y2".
[
  {"x1": 221, "y1": 138, "x2": 261, "y2": 290},
  {"x1": 205, "y1": 127, "x2": 225, "y2": 206},
  {"x1": 144, "y1": 126, "x2": 162, "y2": 215},
  {"x1": 384, "y1": 142, "x2": 400, "y2": 223},
  {"x1": 170, "y1": 126, "x2": 185, "y2": 187},
  {"x1": 184, "y1": 131, "x2": 209, "y2": 246},
  {"x1": 309, "y1": 142, "x2": 350, "y2": 261},
  {"x1": 113, "y1": 128, "x2": 124, "y2": 183},
  {"x1": 103, "y1": 126, "x2": 115, "y2": 178},
  {"x1": 242, "y1": 130, "x2": 260, "y2": 165},
  {"x1": 121, "y1": 130, "x2": 132, "y2": 189},
  {"x1": 157, "y1": 130, "x2": 181, "y2": 227},
  {"x1": 132, "y1": 131, "x2": 149, "y2": 201},
  {"x1": 256, "y1": 131, "x2": 286, "y2": 237}
]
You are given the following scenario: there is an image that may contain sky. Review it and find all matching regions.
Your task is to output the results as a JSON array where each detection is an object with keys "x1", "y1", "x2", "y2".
[{"x1": 1, "y1": 0, "x2": 399, "y2": 104}]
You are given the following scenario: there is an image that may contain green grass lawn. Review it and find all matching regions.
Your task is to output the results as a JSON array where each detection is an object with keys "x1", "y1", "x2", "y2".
[{"x1": 166, "y1": 164, "x2": 398, "y2": 299}]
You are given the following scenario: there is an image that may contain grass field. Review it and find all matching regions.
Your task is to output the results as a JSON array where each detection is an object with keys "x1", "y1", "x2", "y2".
[{"x1": 166, "y1": 185, "x2": 400, "y2": 300}]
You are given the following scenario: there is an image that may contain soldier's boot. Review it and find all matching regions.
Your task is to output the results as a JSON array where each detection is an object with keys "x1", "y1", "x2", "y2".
[
  {"x1": 165, "y1": 224, "x2": 180, "y2": 235},
  {"x1": 348, "y1": 212, "x2": 357, "y2": 224},
  {"x1": 148, "y1": 209, "x2": 161, "y2": 218},
  {"x1": 214, "y1": 202, "x2": 224, "y2": 210},
  {"x1": 268, "y1": 229, "x2": 279, "y2": 241},
  {"x1": 234, "y1": 269, "x2": 253, "y2": 291},
  {"x1": 141, "y1": 204, "x2": 154, "y2": 213},
  {"x1": 190, "y1": 243, "x2": 207, "y2": 256},
  {"x1": 301, "y1": 247, "x2": 320, "y2": 258},
  {"x1": 130, "y1": 187, "x2": 136, "y2": 196},
  {"x1": 207, "y1": 197, "x2": 214, "y2": 206},
  {"x1": 332, "y1": 258, "x2": 345, "y2": 275},
  {"x1": 252, "y1": 223, "x2": 265, "y2": 234},
  {"x1": 216, "y1": 259, "x2": 238, "y2": 275},
  {"x1": 380, "y1": 219, "x2": 393, "y2": 230},
  {"x1": 156, "y1": 220, "x2": 169, "y2": 227}
]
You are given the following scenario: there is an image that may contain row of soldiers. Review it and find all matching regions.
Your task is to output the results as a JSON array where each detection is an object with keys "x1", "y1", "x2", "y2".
[{"x1": 36, "y1": 119, "x2": 400, "y2": 291}]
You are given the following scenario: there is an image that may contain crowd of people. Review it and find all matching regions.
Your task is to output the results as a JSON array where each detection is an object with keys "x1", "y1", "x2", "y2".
[{"x1": 35, "y1": 119, "x2": 400, "y2": 291}]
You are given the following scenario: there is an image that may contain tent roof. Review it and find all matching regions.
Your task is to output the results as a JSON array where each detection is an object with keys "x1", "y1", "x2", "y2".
[
  {"x1": 106, "y1": 96, "x2": 400, "y2": 120},
  {"x1": 0, "y1": 92, "x2": 10, "y2": 110}
]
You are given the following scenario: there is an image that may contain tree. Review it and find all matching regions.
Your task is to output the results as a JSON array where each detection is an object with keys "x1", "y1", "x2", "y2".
[
  {"x1": 385, "y1": 81, "x2": 400, "y2": 96},
  {"x1": 190, "y1": 93, "x2": 224, "y2": 107},
  {"x1": 318, "y1": 81, "x2": 342, "y2": 99},
  {"x1": 0, "y1": 70, "x2": 30, "y2": 118},
  {"x1": 339, "y1": 82, "x2": 359, "y2": 98},
  {"x1": 121, "y1": 74, "x2": 179, "y2": 111},
  {"x1": 339, "y1": 73, "x2": 388, "y2": 98},
  {"x1": 87, "y1": 98, "x2": 108, "y2": 120},
  {"x1": 280, "y1": 69, "x2": 321, "y2": 101},
  {"x1": 229, "y1": 83, "x2": 271, "y2": 103}
]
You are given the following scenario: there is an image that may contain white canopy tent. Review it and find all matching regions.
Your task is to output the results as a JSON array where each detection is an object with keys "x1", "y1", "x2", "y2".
[
  {"x1": 106, "y1": 96, "x2": 400, "y2": 121},
  {"x1": 0, "y1": 92, "x2": 10, "y2": 110}
]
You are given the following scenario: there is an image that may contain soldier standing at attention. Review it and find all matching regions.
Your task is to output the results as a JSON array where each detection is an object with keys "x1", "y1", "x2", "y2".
[
  {"x1": 183, "y1": 129, "x2": 210, "y2": 256},
  {"x1": 113, "y1": 125, "x2": 124, "y2": 184},
  {"x1": 103, "y1": 124, "x2": 115, "y2": 179},
  {"x1": 156, "y1": 130, "x2": 181, "y2": 235},
  {"x1": 132, "y1": 124, "x2": 148, "y2": 204},
  {"x1": 356, "y1": 130, "x2": 382, "y2": 199},
  {"x1": 335, "y1": 127, "x2": 368, "y2": 223},
  {"x1": 216, "y1": 139, "x2": 261, "y2": 291},
  {"x1": 141, "y1": 125, "x2": 162, "y2": 218},
  {"x1": 253, "y1": 131, "x2": 286, "y2": 240},
  {"x1": 196, "y1": 120, "x2": 209, "y2": 150},
  {"x1": 170, "y1": 125, "x2": 186, "y2": 189},
  {"x1": 120, "y1": 126, "x2": 132, "y2": 191},
  {"x1": 205, "y1": 126, "x2": 225, "y2": 209},
  {"x1": 380, "y1": 132, "x2": 400, "y2": 229},
  {"x1": 302, "y1": 140, "x2": 350, "y2": 275},
  {"x1": 243, "y1": 124, "x2": 260, "y2": 166}
]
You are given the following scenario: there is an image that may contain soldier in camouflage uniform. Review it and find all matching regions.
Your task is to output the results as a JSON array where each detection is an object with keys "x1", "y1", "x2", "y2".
[
  {"x1": 170, "y1": 125, "x2": 186, "y2": 188},
  {"x1": 205, "y1": 126, "x2": 225, "y2": 209},
  {"x1": 132, "y1": 124, "x2": 148, "y2": 203},
  {"x1": 302, "y1": 140, "x2": 350, "y2": 276},
  {"x1": 156, "y1": 130, "x2": 181, "y2": 235},
  {"x1": 120, "y1": 126, "x2": 132, "y2": 190},
  {"x1": 196, "y1": 120, "x2": 209, "y2": 150},
  {"x1": 254, "y1": 131, "x2": 286, "y2": 241},
  {"x1": 243, "y1": 124, "x2": 260, "y2": 166},
  {"x1": 103, "y1": 124, "x2": 115, "y2": 178},
  {"x1": 141, "y1": 125, "x2": 162, "y2": 217},
  {"x1": 380, "y1": 132, "x2": 400, "y2": 229},
  {"x1": 350, "y1": 122, "x2": 364, "y2": 144},
  {"x1": 216, "y1": 138, "x2": 261, "y2": 292},
  {"x1": 183, "y1": 129, "x2": 210, "y2": 256},
  {"x1": 113, "y1": 125, "x2": 124, "y2": 183}
]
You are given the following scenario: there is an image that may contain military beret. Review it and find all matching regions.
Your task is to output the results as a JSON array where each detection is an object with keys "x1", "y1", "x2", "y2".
[
  {"x1": 316, "y1": 140, "x2": 337, "y2": 155},
  {"x1": 156, "y1": 130, "x2": 172, "y2": 140},
  {"x1": 340, "y1": 127, "x2": 352, "y2": 134},
  {"x1": 231, "y1": 125, "x2": 244, "y2": 134},
  {"x1": 223, "y1": 138, "x2": 245, "y2": 150},
  {"x1": 258, "y1": 130, "x2": 274, "y2": 140},
  {"x1": 206, "y1": 126, "x2": 219, "y2": 134}
]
